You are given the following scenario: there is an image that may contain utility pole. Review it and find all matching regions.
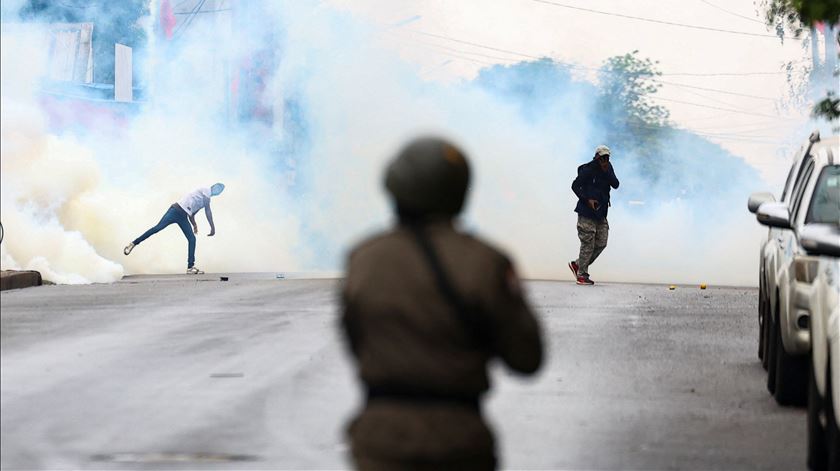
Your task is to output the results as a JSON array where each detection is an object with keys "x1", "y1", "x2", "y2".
[{"x1": 824, "y1": 25, "x2": 838, "y2": 89}]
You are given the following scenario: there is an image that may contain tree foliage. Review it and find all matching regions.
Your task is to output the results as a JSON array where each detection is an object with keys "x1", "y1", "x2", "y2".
[
  {"x1": 757, "y1": 0, "x2": 840, "y2": 38},
  {"x1": 758, "y1": 0, "x2": 808, "y2": 39},
  {"x1": 758, "y1": 0, "x2": 840, "y2": 123},
  {"x1": 596, "y1": 50, "x2": 670, "y2": 182},
  {"x1": 813, "y1": 91, "x2": 840, "y2": 121},
  {"x1": 597, "y1": 51, "x2": 669, "y2": 127},
  {"x1": 783, "y1": 0, "x2": 840, "y2": 27}
]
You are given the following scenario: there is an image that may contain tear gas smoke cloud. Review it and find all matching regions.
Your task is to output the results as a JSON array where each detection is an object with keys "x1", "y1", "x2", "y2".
[{"x1": 1, "y1": 1, "x2": 767, "y2": 286}]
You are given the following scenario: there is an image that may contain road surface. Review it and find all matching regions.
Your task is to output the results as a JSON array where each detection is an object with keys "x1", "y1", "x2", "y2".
[{"x1": 1, "y1": 275, "x2": 805, "y2": 470}]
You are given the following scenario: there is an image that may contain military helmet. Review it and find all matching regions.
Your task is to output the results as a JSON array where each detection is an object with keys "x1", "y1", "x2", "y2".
[{"x1": 384, "y1": 137, "x2": 471, "y2": 216}]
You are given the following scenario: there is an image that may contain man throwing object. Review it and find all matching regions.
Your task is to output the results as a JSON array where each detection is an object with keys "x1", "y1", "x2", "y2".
[
  {"x1": 124, "y1": 183, "x2": 225, "y2": 274},
  {"x1": 569, "y1": 146, "x2": 619, "y2": 285}
]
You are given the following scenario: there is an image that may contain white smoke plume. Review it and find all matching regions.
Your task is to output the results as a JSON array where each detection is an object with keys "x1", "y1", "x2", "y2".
[{"x1": 1, "y1": 1, "x2": 777, "y2": 286}]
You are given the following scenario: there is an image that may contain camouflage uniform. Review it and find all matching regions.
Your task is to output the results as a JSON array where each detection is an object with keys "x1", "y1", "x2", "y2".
[
  {"x1": 341, "y1": 220, "x2": 543, "y2": 470},
  {"x1": 576, "y1": 215, "x2": 609, "y2": 277}
]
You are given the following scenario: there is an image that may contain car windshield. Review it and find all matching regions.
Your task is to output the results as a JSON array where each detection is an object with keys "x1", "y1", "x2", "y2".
[{"x1": 806, "y1": 165, "x2": 840, "y2": 225}]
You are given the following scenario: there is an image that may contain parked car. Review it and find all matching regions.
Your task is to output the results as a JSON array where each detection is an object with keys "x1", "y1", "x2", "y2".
[
  {"x1": 753, "y1": 133, "x2": 839, "y2": 406},
  {"x1": 800, "y1": 225, "x2": 840, "y2": 467},
  {"x1": 749, "y1": 132, "x2": 821, "y2": 375}
]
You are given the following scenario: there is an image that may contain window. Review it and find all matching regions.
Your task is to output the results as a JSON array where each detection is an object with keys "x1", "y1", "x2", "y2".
[
  {"x1": 781, "y1": 149, "x2": 809, "y2": 202},
  {"x1": 805, "y1": 165, "x2": 840, "y2": 225},
  {"x1": 790, "y1": 161, "x2": 815, "y2": 221}
]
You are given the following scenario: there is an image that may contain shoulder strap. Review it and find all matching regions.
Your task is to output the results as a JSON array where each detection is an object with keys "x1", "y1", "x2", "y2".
[{"x1": 406, "y1": 224, "x2": 490, "y2": 350}]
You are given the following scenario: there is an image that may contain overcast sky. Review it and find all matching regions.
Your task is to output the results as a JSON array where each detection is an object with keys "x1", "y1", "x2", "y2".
[{"x1": 330, "y1": 0, "x2": 830, "y2": 183}]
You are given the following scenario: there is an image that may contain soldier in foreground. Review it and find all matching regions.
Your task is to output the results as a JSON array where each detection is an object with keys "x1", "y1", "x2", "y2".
[{"x1": 340, "y1": 137, "x2": 544, "y2": 470}]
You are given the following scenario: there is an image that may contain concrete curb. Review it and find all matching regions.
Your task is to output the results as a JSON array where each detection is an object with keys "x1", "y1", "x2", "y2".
[{"x1": 1, "y1": 270, "x2": 43, "y2": 291}]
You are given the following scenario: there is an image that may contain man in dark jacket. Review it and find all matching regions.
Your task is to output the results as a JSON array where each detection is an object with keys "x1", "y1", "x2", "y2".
[
  {"x1": 341, "y1": 137, "x2": 543, "y2": 470},
  {"x1": 569, "y1": 145, "x2": 619, "y2": 285}
]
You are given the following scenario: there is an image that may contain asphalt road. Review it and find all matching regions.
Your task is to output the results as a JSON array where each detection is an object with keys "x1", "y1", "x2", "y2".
[{"x1": 1, "y1": 275, "x2": 805, "y2": 470}]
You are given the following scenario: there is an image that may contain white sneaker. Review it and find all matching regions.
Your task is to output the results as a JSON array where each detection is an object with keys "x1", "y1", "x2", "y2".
[
  {"x1": 186, "y1": 266, "x2": 204, "y2": 275},
  {"x1": 124, "y1": 243, "x2": 135, "y2": 255}
]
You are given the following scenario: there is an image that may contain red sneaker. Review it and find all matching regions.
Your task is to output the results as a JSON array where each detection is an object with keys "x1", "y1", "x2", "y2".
[
  {"x1": 568, "y1": 260, "x2": 579, "y2": 277},
  {"x1": 576, "y1": 275, "x2": 594, "y2": 285}
]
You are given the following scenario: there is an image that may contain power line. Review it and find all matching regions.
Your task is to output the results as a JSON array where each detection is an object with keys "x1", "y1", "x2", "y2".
[
  {"x1": 174, "y1": 8, "x2": 230, "y2": 15},
  {"x1": 420, "y1": 59, "x2": 454, "y2": 77},
  {"x1": 406, "y1": 29, "x2": 543, "y2": 61},
  {"x1": 690, "y1": 129, "x2": 778, "y2": 139},
  {"x1": 391, "y1": 32, "x2": 521, "y2": 64},
  {"x1": 394, "y1": 27, "x2": 791, "y2": 108},
  {"x1": 698, "y1": 0, "x2": 764, "y2": 24},
  {"x1": 399, "y1": 29, "x2": 787, "y2": 77},
  {"x1": 527, "y1": 0, "x2": 784, "y2": 39},
  {"x1": 397, "y1": 44, "x2": 796, "y2": 132},
  {"x1": 677, "y1": 113, "x2": 786, "y2": 125},
  {"x1": 658, "y1": 70, "x2": 784, "y2": 77},
  {"x1": 672, "y1": 86, "x2": 760, "y2": 110},
  {"x1": 415, "y1": 47, "x2": 500, "y2": 66},
  {"x1": 625, "y1": 121, "x2": 783, "y2": 143},
  {"x1": 690, "y1": 132, "x2": 783, "y2": 143},
  {"x1": 690, "y1": 121, "x2": 792, "y2": 133},
  {"x1": 651, "y1": 96, "x2": 799, "y2": 120},
  {"x1": 173, "y1": 0, "x2": 206, "y2": 39},
  {"x1": 659, "y1": 80, "x2": 776, "y2": 101},
  {"x1": 390, "y1": 15, "x2": 422, "y2": 28}
]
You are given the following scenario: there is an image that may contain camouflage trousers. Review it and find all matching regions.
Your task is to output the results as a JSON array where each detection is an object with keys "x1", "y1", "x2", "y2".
[{"x1": 576, "y1": 215, "x2": 609, "y2": 276}]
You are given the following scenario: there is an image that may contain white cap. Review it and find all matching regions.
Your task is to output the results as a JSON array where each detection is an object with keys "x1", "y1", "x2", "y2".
[{"x1": 594, "y1": 145, "x2": 611, "y2": 157}]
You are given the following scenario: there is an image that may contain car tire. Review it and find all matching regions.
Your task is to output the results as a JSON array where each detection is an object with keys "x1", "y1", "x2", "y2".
[
  {"x1": 827, "y1": 357, "x2": 840, "y2": 471},
  {"x1": 762, "y1": 290, "x2": 771, "y2": 371},
  {"x1": 767, "y1": 307, "x2": 778, "y2": 394},
  {"x1": 773, "y1": 306, "x2": 808, "y2": 406},
  {"x1": 808, "y1": 356, "x2": 827, "y2": 471},
  {"x1": 759, "y1": 280, "x2": 766, "y2": 362}
]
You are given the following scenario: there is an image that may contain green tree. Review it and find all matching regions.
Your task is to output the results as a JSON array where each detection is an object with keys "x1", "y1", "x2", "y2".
[
  {"x1": 757, "y1": 0, "x2": 840, "y2": 123},
  {"x1": 596, "y1": 50, "x2": 670, "y2": 182},
  {"x1": 762, "y1": 0, "x2": 840, "y2": 30}
]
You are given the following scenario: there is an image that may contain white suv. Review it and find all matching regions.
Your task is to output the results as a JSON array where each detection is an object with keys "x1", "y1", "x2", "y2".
[
  {"x1": 799, "y1": 228, "x2": 840, "y2": 467},
  {"x1": 754, "y1": 134, "x2": 839, "y2": 406},
  {"x1": 749, "y1": 132, "x2": 820, "y2": 375}
]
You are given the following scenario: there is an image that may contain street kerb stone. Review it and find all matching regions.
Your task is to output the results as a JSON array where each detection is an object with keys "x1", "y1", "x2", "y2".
[{"x1": 1, "y1": 270, "x2": 43, "y2": 291}]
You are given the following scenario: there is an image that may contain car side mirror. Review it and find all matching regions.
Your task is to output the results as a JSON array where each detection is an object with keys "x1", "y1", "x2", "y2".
[
  {"x1": 799, "y1": 224, "x2": 840, "y2": 257},
  {"x1": 756, "y1": 202, "x2": 791, "y2": 229},
  {"x1": 748, "y1": 192, "x2": 775, "y2": 214}
]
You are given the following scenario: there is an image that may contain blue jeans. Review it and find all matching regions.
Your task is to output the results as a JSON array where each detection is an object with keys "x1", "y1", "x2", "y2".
[{"x1": 133, "y1": 204, "x2": 196, "y2": 268}]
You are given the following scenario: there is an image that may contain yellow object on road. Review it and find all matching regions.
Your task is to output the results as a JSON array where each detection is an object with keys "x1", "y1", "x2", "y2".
[
  {"x1": 669, "y1": 285, "x2": 676, "y2": 290},
  {"x1": 700, "y1": 283, "x2": 707, "y2": 290}
]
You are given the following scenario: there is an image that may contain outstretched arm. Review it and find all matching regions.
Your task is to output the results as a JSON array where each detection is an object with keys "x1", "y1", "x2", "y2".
[
  {"x1": 189, "y1": 214, "x2": 198, "y2": 234},
  {"x1": 205, "y1": 205, "x2": 216, "y2": 236}
]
